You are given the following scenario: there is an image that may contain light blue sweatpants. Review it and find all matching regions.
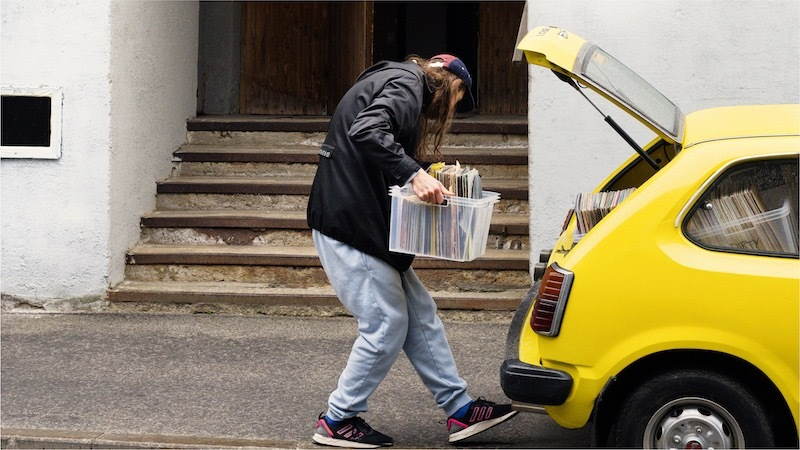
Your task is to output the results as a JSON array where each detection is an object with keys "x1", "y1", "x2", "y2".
[{"x1": 313, "y1": 230, "x2": 473, "y2": 420}]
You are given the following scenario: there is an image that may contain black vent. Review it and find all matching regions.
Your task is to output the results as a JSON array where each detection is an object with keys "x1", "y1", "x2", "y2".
[{"x1": 1, "y1": 95, "x2": 51, "y2": 147}]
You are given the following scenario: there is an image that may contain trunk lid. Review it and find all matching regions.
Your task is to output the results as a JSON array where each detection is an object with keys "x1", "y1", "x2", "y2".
[{"x1": 517, "y1": 26, "x2": 684, "y2": 144}]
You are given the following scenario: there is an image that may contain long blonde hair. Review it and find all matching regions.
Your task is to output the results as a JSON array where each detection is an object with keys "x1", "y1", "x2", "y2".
[{"x1": 406, "y1": 55, "x2": 466, "y2": 162}]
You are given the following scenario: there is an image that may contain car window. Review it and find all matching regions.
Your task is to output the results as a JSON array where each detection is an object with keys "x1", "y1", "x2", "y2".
[
  {"x1": 684, "y1": 157, "x2": 799, "y2": 257},
  {"x1": 580, "y1": 46, "x2": 681, "y2": 138}
]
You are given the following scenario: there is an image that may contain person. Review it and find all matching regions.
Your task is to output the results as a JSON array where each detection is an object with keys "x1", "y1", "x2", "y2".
[{"x1": 306, "y1": 54, "x2": 517, "y2": 448}]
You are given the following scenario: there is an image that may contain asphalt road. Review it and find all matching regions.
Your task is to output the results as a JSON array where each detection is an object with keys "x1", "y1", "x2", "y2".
[{"x1": 1, "y1": 312, "x2": 590, "y2": 448}]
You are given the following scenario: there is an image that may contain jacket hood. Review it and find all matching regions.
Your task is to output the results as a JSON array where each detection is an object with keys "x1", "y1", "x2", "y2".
[
  {"x1": 355, "y1": 60, "x2": 425, "y2": 83},
  {"x1": 356, "y1": 60, "x2": 434, "y2": 109}
]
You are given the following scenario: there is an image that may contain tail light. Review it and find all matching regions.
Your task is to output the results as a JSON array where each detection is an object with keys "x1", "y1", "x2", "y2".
[{"x1": 530, "y1": 263, "x2": 574, "y2": 337}]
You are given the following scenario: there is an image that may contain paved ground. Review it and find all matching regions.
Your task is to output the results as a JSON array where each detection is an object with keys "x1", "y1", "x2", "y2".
[{"x1": 1, "y1": 312, "x2": 590, "y2": 448}]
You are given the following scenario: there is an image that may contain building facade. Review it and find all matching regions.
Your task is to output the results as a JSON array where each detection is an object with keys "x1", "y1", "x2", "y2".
[{"x1": 1, "y1": 0, "x2": 798, "y2": 308}]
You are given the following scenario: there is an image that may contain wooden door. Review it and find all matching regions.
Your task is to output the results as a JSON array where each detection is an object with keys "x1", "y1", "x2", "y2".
[
  {"x1": 478, "y1": 2, "x2": 527, "y2": 115},
  {"x1": 328, "y1": 2, "x2": 373, "y2": 112},
  {"x1": 240, "y1": 2, "x2": 373, "y2": 115}
]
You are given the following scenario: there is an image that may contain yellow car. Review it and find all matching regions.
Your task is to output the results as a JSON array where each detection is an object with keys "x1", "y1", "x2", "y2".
[{"x1": 501, "y1": 26, "x2": 799, "y2": 448}]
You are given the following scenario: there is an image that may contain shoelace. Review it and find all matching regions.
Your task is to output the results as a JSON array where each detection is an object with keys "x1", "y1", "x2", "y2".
[
  {"x1": 471, "y1": 397, "x2": 496, "y2": 408},
  {"x1": 350, "y1": 417, "x2": 374, "y2": 434}
]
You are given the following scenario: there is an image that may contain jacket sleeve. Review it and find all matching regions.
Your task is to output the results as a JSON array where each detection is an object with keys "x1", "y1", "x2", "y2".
[{"x1": 347, "y1": 75, "x2": 423, "y2": 185}]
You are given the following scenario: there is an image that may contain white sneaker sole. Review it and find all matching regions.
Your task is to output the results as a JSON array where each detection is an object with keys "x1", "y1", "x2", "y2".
[
  {"x1": 312, "y1": 432, "x2": 389, "y2": 448},
  {"x1": 448, "y1": 411, "x2": 519, "y2": 443}
]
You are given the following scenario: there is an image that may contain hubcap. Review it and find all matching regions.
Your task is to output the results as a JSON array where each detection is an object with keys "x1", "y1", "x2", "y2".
[{"x1": 643, "y1": 397, "x2": 745, "y2": 449}]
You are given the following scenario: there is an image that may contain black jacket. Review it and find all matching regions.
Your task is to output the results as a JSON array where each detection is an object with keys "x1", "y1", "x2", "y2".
[{"x1": 307, "y1": 61, "x2": 430, "y2": 272}]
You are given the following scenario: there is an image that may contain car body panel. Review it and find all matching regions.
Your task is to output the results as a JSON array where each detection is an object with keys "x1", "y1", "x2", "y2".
[
  {"x1": 515, "y1": 132, "x2": 800, "y2": 429},
  {"x1": 683, "y1": 104, "x2": 800, "y2": 148},
  {"x1": 513, "y1": 25, "x2": 800, "y2": 438}
]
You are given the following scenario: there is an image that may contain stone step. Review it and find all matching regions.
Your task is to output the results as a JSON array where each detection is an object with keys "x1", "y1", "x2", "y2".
[
  {"x1": 176, "y1": 161, "x2": 526, "y2": 179},
  {"x1": 156, "y1": 176, "x2": 528, "y2": 200},
  {"x1": 108, "y1": 280, "x2": 527, "y2": 310},
  {"x1": 174, "y1": 145, "x2": 528, "y2": 178},
  {"x1": 123, "y1": 264, "x2": 530, "y2": 292},
  {"x1": 139, "y1": 210, "x2": 529, "y2": 250},
  {"x1": 126, "y1": 245, "x2": 529, "y2": 271},
  {"x1": 187, "y1": 114, "x2": 527, "y2": 135},
  {"x1": 174, "y1": 144, "x2": 528, "y2": 165},
  {"x1": 155, "y1": 193, "x2": 529, "y2": 214},
  {"x1": 140, "y1": 227, "x2": 529, "y2": 250},
  {"x1": 186, "y1": 131, "x2": 527, "y2": 148},
  {"x1": 140, "y1": 210, "x2": 529, "y2": 234}
]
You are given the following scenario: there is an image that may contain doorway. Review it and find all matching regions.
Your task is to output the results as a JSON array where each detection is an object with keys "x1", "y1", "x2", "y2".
[
  {"x1": 199, "y1": 1, "x2": 526, "y2": 116},
  {"x1": 373, "y1": 2, "x2": 479, "y2": 110}
]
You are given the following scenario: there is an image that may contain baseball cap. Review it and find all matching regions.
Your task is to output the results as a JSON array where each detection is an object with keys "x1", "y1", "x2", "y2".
[{"x1": 430, "y1": 54, "x2": 475, "y2": 112}]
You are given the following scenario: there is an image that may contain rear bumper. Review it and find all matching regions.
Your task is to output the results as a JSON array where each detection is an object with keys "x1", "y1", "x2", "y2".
[{"x1": 500, "y1": 359, "x2": 573, "y2": 405}]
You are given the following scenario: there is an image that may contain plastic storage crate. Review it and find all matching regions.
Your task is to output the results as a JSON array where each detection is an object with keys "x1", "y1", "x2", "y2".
[
  {"x1": 689, "y1": 200, "x2": 798, "y2": 253},
  {"x1": 388, "y1": 185, "x2": 500, "y2": 262}
]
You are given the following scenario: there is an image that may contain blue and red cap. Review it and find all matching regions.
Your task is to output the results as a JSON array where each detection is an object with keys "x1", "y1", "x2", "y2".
[{"x1": 431, "y1": 54, "x2": 475, "y2": 112}]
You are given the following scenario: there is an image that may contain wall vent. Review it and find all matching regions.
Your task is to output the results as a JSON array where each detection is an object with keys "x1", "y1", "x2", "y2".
[{"x1": 1, "y1": 86, "x2": 63, "y2": 159}]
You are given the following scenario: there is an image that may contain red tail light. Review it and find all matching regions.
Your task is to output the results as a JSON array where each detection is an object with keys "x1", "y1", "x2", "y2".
[{"x1": 530, "y1": 263, "x2": 574, "y2": 337}]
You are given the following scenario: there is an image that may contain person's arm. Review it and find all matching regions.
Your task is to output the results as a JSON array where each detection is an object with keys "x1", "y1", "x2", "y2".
[
  {"x1": 348, "y1": 75, "x2": 452, "y2": 203},
  {"x1": 347, "y1": 75, "x2": 424, "y2": 186}
]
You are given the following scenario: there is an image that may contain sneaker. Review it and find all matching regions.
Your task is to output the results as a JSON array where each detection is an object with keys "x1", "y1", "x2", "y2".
[
  {"x1": 447, "y1": 398, "x2": 518, "y2": 443},
  {"x1": 312, "y1": 413, "x2": 394, "y2": 448}
]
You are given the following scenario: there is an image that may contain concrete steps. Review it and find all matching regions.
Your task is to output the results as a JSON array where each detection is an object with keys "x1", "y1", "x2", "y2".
[
  {"x1": 176, "y1": 143, "x2": 528, "y2": 164},
  {"x1": 139, "y1": 210, "x2": 528, "y2": 250},
  {"x1": 155, "y1": 175, "x2": 529, "y2": 199},
  {"x1": 108, "y1": 116, "x2": 531, "y2": 310},
  {"x1": 186, "y1": 114, "x2": 527, "y2": 134},
  {"x1": 126, "y1": 245, "x2": 529, "y2": 270},
  {"x1": 173, "y1": 145, "x2": 528, "y2": 178},
  {"x1": 109, "y1": 280, "x2": 528, "y2": 310},
  {"x1": 122, "y1": 264, "x2": 530, "y2": 293},
  {"x1": 155, "y1": 192, "x2": 529, "y2": 214}
]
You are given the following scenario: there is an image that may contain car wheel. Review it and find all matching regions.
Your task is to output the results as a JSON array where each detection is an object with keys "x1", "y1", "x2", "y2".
[{"x1": 610, "y1": 369, "x2": 774, "y2": 448}]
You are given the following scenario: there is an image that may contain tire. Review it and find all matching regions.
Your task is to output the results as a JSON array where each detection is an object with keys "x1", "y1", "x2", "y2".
[{"x1": 609, "y1": 369, "x2": 775, "y2": 448}]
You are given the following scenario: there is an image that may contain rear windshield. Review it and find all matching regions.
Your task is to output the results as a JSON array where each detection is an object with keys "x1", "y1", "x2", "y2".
[{"x1": 580, "y1": 46, "x2": 680, "y2": 138}]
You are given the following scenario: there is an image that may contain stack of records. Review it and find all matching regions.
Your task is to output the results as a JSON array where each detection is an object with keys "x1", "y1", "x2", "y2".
[
  {"x1": 686, "y1": 190, "x2": 797, "y2": 253},
  {"x1": 428, "y1": 161, "x2": 483, "y2": 199},
  {"x1": 574, "y1": 188, "x2": 636, "y2": 236},
  {"x1": 388, "y1": 162, "x2": 499, "y2": 261}
]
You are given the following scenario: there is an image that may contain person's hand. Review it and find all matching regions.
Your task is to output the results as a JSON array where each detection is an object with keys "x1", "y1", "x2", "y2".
[{"x1": 411, "y1": 169, "x2": 454, "y2": 204}]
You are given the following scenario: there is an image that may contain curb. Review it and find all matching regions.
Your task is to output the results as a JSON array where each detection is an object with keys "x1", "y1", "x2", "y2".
[{"x1": 1, "y1": 428, "x2": 305, "y2": 449}]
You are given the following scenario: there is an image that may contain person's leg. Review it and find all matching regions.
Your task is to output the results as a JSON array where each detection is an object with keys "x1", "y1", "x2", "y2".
[
  {"x1": 400, "y1": 268, "x2": 518, "y2": 443},
  {"x1": 400, "y1": 267, "x2": 473, "y2": 416},
  {"x1": 313, "y1": 230, "x2": 409, "y2": 421}
]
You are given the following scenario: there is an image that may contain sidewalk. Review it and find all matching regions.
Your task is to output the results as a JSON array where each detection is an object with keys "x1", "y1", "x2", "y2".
[{"x1": 1, "y1": 312, "x2": 590, "y2": 448}]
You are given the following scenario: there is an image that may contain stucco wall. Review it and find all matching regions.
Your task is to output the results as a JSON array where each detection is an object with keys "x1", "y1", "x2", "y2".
[
  {"x1": 527, "y1": 0, "x2": 800, "y2": 267},
  {"x1": 108, "y1": 1, "x2": 199, "y2": 286},
  {"x1": 1, "y1": 0, "x2": 112, "y2": 302}
]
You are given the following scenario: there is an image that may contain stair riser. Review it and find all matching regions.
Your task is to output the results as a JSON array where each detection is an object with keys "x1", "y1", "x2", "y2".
[
  {"x1": 177, "y1": 162, "x2": 528, "y2": 179},
  {"x1": 140, "y1": 228, "x2": 530, "y2": 250},
  {"x1": 107, "y1": 290, "x2": 519, "y2": 310},
  {"x1": 155, "y1": 194, "x2": 529, "y2": 214},
  {"x1": 187, "y1": 131, "x2": 528, "y2": 148},
  {"x1": 124, "y1": 265, "x2": 531, "y2": 292}
]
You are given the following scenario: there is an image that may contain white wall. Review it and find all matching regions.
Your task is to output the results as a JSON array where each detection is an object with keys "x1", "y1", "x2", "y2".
[
  {"x1": 527, "y1": 0, "x2": 800, "y2": 265},
  {"x1": 108, "y1": 1, "x2": 199, "y2": 286},
  {"x1": 1, "y1": 1, "x2": 199, "y2": 305},
  {"x1": 1, "y1": 0, "x2": 112, "y2": 302}
]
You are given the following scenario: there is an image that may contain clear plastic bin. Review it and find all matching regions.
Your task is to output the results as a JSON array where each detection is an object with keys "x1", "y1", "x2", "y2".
[
  {"x1": 388, "y1": 185, "x2": 500, "y2": 262},
  {"x1": 689, "y1": 200, "x2": 797, "y2": 253}
]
